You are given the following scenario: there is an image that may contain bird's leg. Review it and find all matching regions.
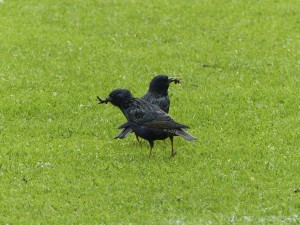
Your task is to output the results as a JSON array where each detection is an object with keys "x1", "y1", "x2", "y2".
[
  {"x1": 148, "y1": 140, "x2": 154, "y2": 158},
  {"x1": 170, "y1": 136, "x2": 175, "y2": 157},
  {"x1": 135, "y1": 134, "x2": 141, "y2": 144}
]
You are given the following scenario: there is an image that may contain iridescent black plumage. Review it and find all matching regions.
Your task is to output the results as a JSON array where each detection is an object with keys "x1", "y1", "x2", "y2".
[
  {"x1": 98, "y1": 89, "x2": 196, "y2": 157},
  {"x1": 115, "y1": 75, "x2": 180, "y2": 140}
]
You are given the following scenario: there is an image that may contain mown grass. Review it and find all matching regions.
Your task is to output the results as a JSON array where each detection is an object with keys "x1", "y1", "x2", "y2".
[{"x1": 0, "y1": 0, "x2": 299, "y2": 224}]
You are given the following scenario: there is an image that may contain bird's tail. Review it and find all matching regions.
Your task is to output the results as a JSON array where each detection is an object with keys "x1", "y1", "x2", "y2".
[
  {"x1": 114, "y1": 128, "x2": 133, "y2": 139},
  {"x1": 118, "y1": 121, "x2": 129, "y2": 129},
  {"x1": 172, "y1": 129, "x2": 197, "y2": 141}
]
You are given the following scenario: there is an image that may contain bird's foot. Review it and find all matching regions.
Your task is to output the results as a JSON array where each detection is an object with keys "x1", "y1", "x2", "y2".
[
  {"x1": 171, "y1": 151, "x2": 177, "y2": 158},
  {"x1": 136, "y1": 136, "x2": 141, "y2": 144}
]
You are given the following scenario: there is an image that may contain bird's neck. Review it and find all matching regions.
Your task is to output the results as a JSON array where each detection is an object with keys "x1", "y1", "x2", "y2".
[
  {"x1": 148, "y1": 88, "x2": 168, "y2": 96},
  {"x1": 118, "y1": 97, "x2": 134, "y2": 110}
]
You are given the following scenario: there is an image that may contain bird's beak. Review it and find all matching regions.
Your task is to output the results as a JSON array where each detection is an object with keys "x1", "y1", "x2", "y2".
[
  {"x1": 97, "y1": 96, "x2": 112, "y2": 104},
  {"x1": 105, "y1": 96, "x2": 113, "y2": 102},
  {"x1": 168, "y1": 77, "x2": 181, "y2": 84}
]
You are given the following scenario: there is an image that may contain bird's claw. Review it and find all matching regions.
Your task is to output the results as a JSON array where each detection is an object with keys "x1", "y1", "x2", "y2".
[{"x1": 97, "y1": 96, "x2": 108, "y2": 104}]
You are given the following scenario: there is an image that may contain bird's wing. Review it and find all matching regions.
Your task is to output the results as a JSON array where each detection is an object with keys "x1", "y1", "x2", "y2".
[
  {"x1": 142, "y1": 109, "x2": 189, "y2": 129},
  {"x1": 126, "y1": 99, "x2": 189, "y2": 129}
]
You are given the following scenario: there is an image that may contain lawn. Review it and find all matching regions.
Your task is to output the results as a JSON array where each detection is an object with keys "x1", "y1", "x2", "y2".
[{"x1": 0, "y1": 0, "x2": 299, "y2": 224}]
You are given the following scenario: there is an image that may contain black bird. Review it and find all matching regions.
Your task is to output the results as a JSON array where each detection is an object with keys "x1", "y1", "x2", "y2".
[
  {"x1": 97, "y1": 89, "x2": 196, "y2": 157},
  {"x1": 115, "y1": 75, "x2": 180, "y2": 140}
]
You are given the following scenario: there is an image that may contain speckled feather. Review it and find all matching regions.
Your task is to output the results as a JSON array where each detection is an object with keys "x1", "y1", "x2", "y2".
[{"x1": 115, "y1": 75, "x2": 177, "y2": 139}]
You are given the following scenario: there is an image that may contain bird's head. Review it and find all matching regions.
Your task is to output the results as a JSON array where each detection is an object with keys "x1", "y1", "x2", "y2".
[
  {"x1": 97, "y1": 89, "x2": 133, "y2": 107},
  {"x1": 149, "y1": 75, "x2": 180, "y2": 93}
]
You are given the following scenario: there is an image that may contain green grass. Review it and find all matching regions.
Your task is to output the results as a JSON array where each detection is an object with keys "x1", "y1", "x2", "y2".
[{"x1": 1, "y1": 0, "x2": 299, "y2": 224}]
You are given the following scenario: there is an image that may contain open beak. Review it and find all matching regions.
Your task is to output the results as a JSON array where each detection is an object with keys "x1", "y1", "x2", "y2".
[
  {"x1": 97, "y1": 96, "x2": 112, "y2": 104},
  {"x1": 168, "y1": 77, "x2": 181, "y2": 84}
]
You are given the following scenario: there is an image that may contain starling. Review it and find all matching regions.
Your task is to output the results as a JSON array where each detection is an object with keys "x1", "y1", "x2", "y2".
[
  {"x1": 115, "y1": 75, "x2": 180, "y2": 140},
  {"x1": 97, "y1": 89, "x2": 196, "y2": 157}
]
